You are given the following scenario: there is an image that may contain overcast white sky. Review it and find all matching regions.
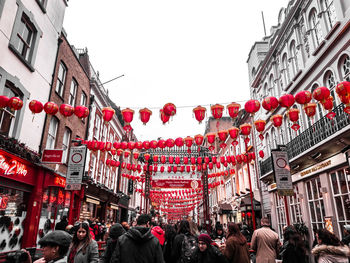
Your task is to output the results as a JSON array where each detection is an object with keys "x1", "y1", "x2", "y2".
[{"x1": 64, "y1": 0, "x2": 289, "y2": 141}]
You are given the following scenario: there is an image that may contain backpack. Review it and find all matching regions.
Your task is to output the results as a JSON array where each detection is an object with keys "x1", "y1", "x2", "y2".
[{"x1": 180, "y1": 234, "x2": 197, "y2": 263}]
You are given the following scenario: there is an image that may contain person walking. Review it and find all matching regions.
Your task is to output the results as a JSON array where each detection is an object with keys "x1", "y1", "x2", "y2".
[
  {"x1": 224, "y1": 222, "x2": 250, "y2": 263},
  {"x1": 67, "y1": 222, "x2": 99, "y2": 263},
  {"x1": 163, "y1": 224, "x2": 177, "y2": 263},
  {"x1": 116, "y1": 214, "x2": 164, "y2": 263},
  {"x1": 312, "y1": 228, "x2": 350, "y2": 263},
  {"x1": 100, "y1": 223, "x2": 126, "y2": 263},
  {"x1": 250, "y1": 218, "x2": 281, "y2": 263},
  {"x1": 279, "y1": 226, "x2": 307, "y2": 263},
  {"x1": 189, "y1": 233, "x2": 228, "y2": 263},
  {"x1": 341, "y1": 225, "x2": 350, "y2": 246},
  {"x1": 55, "y1": 216, "x2": 68, "y2": 231},
  {"x1": 151, "y1": 225, "x2": 165, "y2": 248},
  {"x1": 171, "y1": 220, "x2": 197, "y2": 263}
]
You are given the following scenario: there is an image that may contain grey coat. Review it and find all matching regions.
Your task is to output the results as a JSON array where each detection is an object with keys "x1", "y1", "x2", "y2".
[{"x1": 68, "y1": 239, "x2": 99, "y2": 263}]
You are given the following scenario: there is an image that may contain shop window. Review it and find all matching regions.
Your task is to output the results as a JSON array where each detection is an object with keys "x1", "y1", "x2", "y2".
[
  {"x1": 329, "y1": 169, "x2": 350, "y2": 239},
  {"x1": 9, "y1": 2, "x2": 42, "y2": 71},
  {"x1": 80, "y1": 91, "x2": 87, "y2": 106},
  {"x1": 275, "y1": 193, "x2": 287, "y2": 239},
  {"x1": 0, "y1": 186, "x2": 28, "y2": 252},
  {"x1": 62, "y1": 128, "x2": 71, "y2": 163},
  {"x1": 55, "y1": 62, "x2": 67, "y2": 98},
  {"x1": 309, "y1": 9, "x2": 323, "y2": 48},
  {"x1": 289, "y1": 185, "x2": 302, "y2": 223},
  {"x1": 69, "y1": 78, "x2": 77, "y2": 106},
  {"x1": 306, "y1": 177, "x2": 325, "y2": 234},
  {"x1": 46, "y1": 117, "x2": 59, "y2": 149}
]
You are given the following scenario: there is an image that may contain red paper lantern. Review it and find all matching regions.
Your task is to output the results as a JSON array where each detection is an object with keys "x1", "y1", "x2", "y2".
[
  {"x1": 150, "y1": 140, "x2": 158, "y2": 149},
  {"x1": 144, "y1": 153, "x2": 151, "y2": 161},
  {"x1": 59, "y1": 104, "x2": 74, "y2": 117},
  {"x1": 161, "y1": 155, "x2": 166, "y2": 164},
  {"x1": 211, "y1": 104, "x2": 224, "y2": 119},
  {"x1": 121, "y1": 108, "x2": 134, "y2": 124},
  {"x1": 322, "y1": 96, "x2": 336, "y2": 119},
  {"x1": 169, "y1": 156, "x2": 174, "y2": 164},
  {"x1": 0, "y1": 96, "x2": 9, "y2": 109},
  {"x1": 8, "y1": 97, "x2": 23, "y2": 111},
  {"x1": 270, "y1": 114, "x2": 283, "y2": 128},
  {"x1": 191, "y1": 156, "x2": 196, "y2": 165},
  {"x1": 227, "y1": 102, "x2": 240, "y2": 119},
  {"x1": 105, "y1": 142, "x2": 112, "y2": 151},
  {"x1": 29, "y1": 100, "x2": 44, "y2": 114},
  {"x1": 240, "y1": 123, "x2": 252, "y2": 136},
  {"x1": 254, "y1": 119, "x2": 266, "y2": 133},
  {"x1": 102, "y1": 107, "x2": 115, "y2": 122},
  {"x1": 160, "y1": 166, "x2": 165, "y2": 173},
  {"x1": 295, "y1": 90, "x2": 312, "y2": 105},
  {"x1": 186, "y1": 166, "x2": 191, "y2": 173},
  {"x1": 175, "y1": 137, "x2": 184, "y2": 147},
  {"x1": 44, "y1": 102, "x2": 59, "y2": 115},
  {"x1": 139, "y1": 108, "x2": 152, "y2": 125},
  {"x1": 206, "y1": 133, "x2": 216, "y2": 144},
  {"x1": 336, "y1": 81, "x2": 350, "y2": 96},
  {"x1": 121, "y1": 141, "x2": 128, "y2": 150},
  {"x1": 117, "y1": 149, "x2": 123, "y2": 156},
  {"x1": 313, "y1": 86, "x2": 330, "y2": 103},
  {"x1": 217, "y1": 130, "x2": 228, "y2": 142},
  {"x1": 287, "y1": 108, "x2": 300, "y2": 131},
  {"x1": 135, "y1": 141, "x2": 143, "y2": 150},
  {"x1": 133, "y1": 152, "x2": 140, "y2": 160},
  {"x1": 279, "y1": 94, "x2": 295, "y2": 108},
  {"x1": 194, "y1": 134, "x2": 204, "y2": 146},
  {"x1": 262, "y1": 97, "x2": 279, "y2": 112},
  {"x1": 143, "y1": 141, "x2": 150, "y2": 149},
  {"x1": 228, "y1": 127, "x2": 239, "y2": 141},
  {"x1": 124, "y1": 150, "x2": 130, "y2": 158},
  {"x1": 166, "y1": 138, "x2": 175, "y2": 148},
  {"x1": 184, "y1": 136, "x2": 193, "y2": 148},
  {"x1": 303, "y1": 103, "x2": 317, "y2": 117},
  {"x1": 153, "y1": 155, "x2": 159, "y2": 163},
  {"x1": 244, "y1": 100, "x2": 260, "y2": 115},
  {"x1": 193, "y1": 106, "x2": 206, "y2": 124},
  {"x1": 183, "y1": 156, "x2": 189, "y2": 164},
  {"x1": 175, "y1": 156, "x2": 180, "y2": 164},
  {"x1": 113, "y1": 142, "x2": 121, "y2": 149},
  {"x1": 259, "y1": 150, "x2": 264, "y2": 158},
  {"x1": 74, "y1": 105, "x2": 89, "y2": 119},
  {"x1": 160, "y1": 109, "x2": 170, "y2": 124},
  {"x1": 128, "y1": 141, "x2": 136, "y2": 150},
  {"x1": 163, "y1": 103, "x2": 176, "y2": 116}
]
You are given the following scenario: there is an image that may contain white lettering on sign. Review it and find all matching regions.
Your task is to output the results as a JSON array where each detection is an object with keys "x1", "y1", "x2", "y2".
[{"x1": 0, "y1": 155, "x2": 27, "y2": 176}]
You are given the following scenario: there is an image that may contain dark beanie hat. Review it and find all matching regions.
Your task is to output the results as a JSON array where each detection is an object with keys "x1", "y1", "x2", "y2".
[
  {"x1": 198, "y1": 233, "x2": 212, "y2": 246},
  {"x1": 109, "y1": 223, "x2": 126, "y2": 240}
]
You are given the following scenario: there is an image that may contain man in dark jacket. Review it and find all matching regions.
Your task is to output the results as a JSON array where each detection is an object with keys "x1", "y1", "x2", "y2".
[
  {"x1": 101, "y1": 223, "x2": 125, "y2": 263},
  {"x1": 341, "y1": 225, "x2": 350, "y2": 246},
  {"x1": 190, "y1": 234, "x2": 228, "y2": 263},
  {"x1": 55, "y1": 216, "x2": 68, "y2": 231},
  {"x1": 117, "y1": 214, "x2": 164, "y2": 263}
]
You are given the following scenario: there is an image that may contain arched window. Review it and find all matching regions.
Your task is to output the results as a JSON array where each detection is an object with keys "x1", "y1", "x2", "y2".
[
  {"x1": 323, "y1": 0, "x2": 337, "y2": 30},
  {"x1": 324, "y1": 70, "x2": 337, "y2": 109},
  {"x1": 290, "y1": 41, "x2": 298, "y2": 75},
  {"x1": 340, "y1": 55, "x2": 350, "y2": 81},
  {"x1": 252, "y1": 67, "x2": 256, "y2": 78},
  {"x1": 282, "y1": 54, "x2": 290, "y2": 87},
  {"x1": 271, "y1": 128, "x2": 277, "y2": 149},
  {"x1": 263, "y1": 83, "x2": 268, "y2": 97},
  {"x1": 309, "y1": 9, "x2": 323, "y2": 47},
  {"x1": 265, "y1": 133, "x2": 270, "y2": 157},
  {"x1": 269, "y1": 75, "x2": 275, "y2": 97}
]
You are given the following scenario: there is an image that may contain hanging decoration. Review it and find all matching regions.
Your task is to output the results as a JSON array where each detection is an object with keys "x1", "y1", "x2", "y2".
[
  {"x1": 175, "y1": 137, "x2": 184, "y2": 147},
  {"x1": 312, "y1": 86, "x2": 330, "y2": 104},
  {"x1": 270, "y1": 114, "x2": 283, "y2": 128},
  {"x1": 206, "y1": 133, "x2": 216, "y2": 151},
  {"x1": 139, "y1": 108, "x2": 152, "y2": 125},
  {"x1": 211, "y1": 104, "x2": 224, "y2": 119},
  {"x1": 303, "y1": 103, "x2": 317, "y2": 118},
  {"x1": 227, "y1": 102, "x2": 240, "y2": 119},
  {"x1": 102, "y1": 107, "x2": 115, "y2": 122},
  {"x1": 193, "y1": 106, "x2": 206, "y2": 124},
  {"x1": 217, "y1": 130, "x2": 228, "y2": 149},
  {"x1": 160, "y1": 109, "x2": 170, "y2": 124},
  {"x1": 244, "y1": 100, "x2": 260, "y2": 115},
  {"x1": 184, "y1": 136, "x2": 193, "y2": 153},
  {"x1": 121, "y1": 108, "x2": 135, "y2": 124},
  {"x1": 74, "y1": 105, "x2": 89, "y2": 119},
  {"x1": 150, "y1": 140, "x2": 158, "y2": 149},
  {"x1": 336, "y1": 81, "x2": 350, "y2": 114},
  {"x1": 322, "y1": 96, "x2": 336, "y2": 119},
  {"x1": 59, "y1": 104, "x2": 74, "y2": 117},
  {"x1": 259, "y1": 150, "x2": 264, "y2": 158},
  {"x1": 0, "y1": 96, "x2": 9, "y2": 109},
  {"x1": 44, "y1": 102, "x2": 59, "y2": 115},
  {"x1": 295, "y1": 90, "x2": 312, "y2": 105},
  {"x1": 279, "y1": 94, "x2": 295, "y2": 109},
  {"x1": 29, "y1": 100, "x2": 44, "y2": 115},
  {"x1": 194, "y1": 134, "x2": 204, "y2": 147},
  {"x1": 166, "y1": 138, "x2": 175, "y2": 148},
  {"x1": 240, "y1": 123, "x2": 252, "y2": 144},
  {"x1": 228, "y1": 127, "x2": 239, "y2": 146},
  {"x1": 8, "y1": 97, "x2": 23, "y2": 111},
  {"x1": 287, "y1": 108, "x2": 300, "y2": 131},
  {"x1": 163, "y1": 103, "x2": 177, "y2": 117},
  {"x1": 254, "y1": 119, "x2": 266, "y2": 140},
  {"x1": 158, "y1": 139, "x2": 166, "y2": 149},
  {"x1": 262, "y1": 97, "x2": 279, "y2": 112}
]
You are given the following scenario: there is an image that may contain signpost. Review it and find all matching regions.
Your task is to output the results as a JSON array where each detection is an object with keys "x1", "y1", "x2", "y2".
[
  {"x1": 65, "y1": 146, "x2": 87, "y2": 190},
  {"x1": 41, "y1": 149, "x2": 63, "y2": 164},
  {"x1": 271, "y1": 150, "x2": 293, "y2": 196}
]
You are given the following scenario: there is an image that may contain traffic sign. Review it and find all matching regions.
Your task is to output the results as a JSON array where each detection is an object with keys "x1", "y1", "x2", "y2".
[
  {"x1": 65, "y1": 146, "x2": 87, "y2": 190},
  {"x1": 271, "y1": 150, "x2": 293, "y2": 196}
]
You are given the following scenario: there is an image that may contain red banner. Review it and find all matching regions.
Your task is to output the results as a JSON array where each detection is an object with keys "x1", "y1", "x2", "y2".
[
  {"x1": 152, "y1": 179, "x2": 201, "y2": 189},
  {"x1": 42, "y1": 149, "x2": 63, "y2": 163}
]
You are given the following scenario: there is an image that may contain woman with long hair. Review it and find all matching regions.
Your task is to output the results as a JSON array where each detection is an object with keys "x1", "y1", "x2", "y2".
[
  {"x1": 67, "y1": 221, "x2": 99, "y2": 263},
  {"x1": 163, "y1": 224, "x2": 177, "y2": 263},
  {"x1": 312, "y1": 228, "x2": 350, "y2": 263},
  {"x1": 171, "y1": 220, "x2": 197, "y2": 263},
  {"x1": 223, "y1": 222, "x2": 250, "y2": 263},
  {"x1": 280, "y1": 226, "x2": 307, "y2": 263}
]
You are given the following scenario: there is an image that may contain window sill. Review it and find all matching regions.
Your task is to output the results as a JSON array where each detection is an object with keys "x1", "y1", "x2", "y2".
[
  {"x1": 9, "y1": 44, "x2": 35, "y2": 72},
  {"x1": 285, "y1": 81, "x2": 293, "y2": 91},
  {"x1": 325, "y1": 22, "x2": 340, "y2": 40},
  {"x1": 312, "y1": 40, "x2": 326, "y2": 56},
  {"x1": 292, "y1": 70, "x2": 302, "y2": 82}
]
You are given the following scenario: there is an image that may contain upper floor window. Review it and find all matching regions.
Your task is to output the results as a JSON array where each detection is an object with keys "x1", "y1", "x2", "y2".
[
  {"x1": 323, "y1": 0, "x2": 337, "y2": 30},
  {"x1": 282, "y1": 54, "x2": 290, "y2": 87},
  {"x1": 46, "y1": 117, "x2": 59, "y2": 149},
  {"x1": 325, "y1": 71, "x2": 337, "y2": 108},
  {"x1": 340, "y1": 55, "x2": 350, "y2": 81},
  {"x1": 263, "y1": 83, "x2": 268, "y2": 97},
  {"x1": 90, "y1": 154, "x2": 96, "y2": 181},
  {"x1": 9, "y1": 3, "x2": 42, "y2": 71},
  {"x1": 269, "y1": 75, "x2": 275, "y2": 97},
  {"x1": 56, "y1": 62, "x2": 67, "y2": 97},
  {"x1": 290, "y1": 41, "x2": 298, "y2": 75},
  {"x1": 80, "y1": 91, "x2": 87, "y2": 106},
  {"x1": 94, "y1": 115, "x2": 101, "y2": 139},
  {"x1": 310, "y1": 9, "x2": 323, "y2": 47},
  {"x1": 62, "y1": 128, "x2": 71, "y2": 163},
  {"x1": 69, "y1": 79, "x2": 77, "y2": 106}
]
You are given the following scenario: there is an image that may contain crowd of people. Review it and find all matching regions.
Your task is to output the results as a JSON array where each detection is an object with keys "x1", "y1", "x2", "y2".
[{"x1": 11, "y1": 216, "x2": 350, "y2": 263}]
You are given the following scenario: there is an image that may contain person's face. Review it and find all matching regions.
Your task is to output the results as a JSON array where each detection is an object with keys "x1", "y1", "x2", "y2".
[
  {"x1": 198, "y1": 241, "x2": 208, "y2": 252},
  {"x1": 77, "y1": 227, "x2": 87, "y2": 241},
  {"x1": 42, "y1": 245, "x2": 59, "y2": 261},
  {"x1": 217, "y1": 229, "x2": 223, "y2": 235}
]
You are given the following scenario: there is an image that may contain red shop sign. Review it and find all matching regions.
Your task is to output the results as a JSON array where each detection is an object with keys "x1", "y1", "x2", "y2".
[
  {"x1": 54, "y1": 176, "x2": 66, "y2": 187},
  {"x1": 151, "y1": 179, "x2": 201, "y2": 189},
  {"x1": 42, "y1": 149, "x2": 63, "y2": 164}
]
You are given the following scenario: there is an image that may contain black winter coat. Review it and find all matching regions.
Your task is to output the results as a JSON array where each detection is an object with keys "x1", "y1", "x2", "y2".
[
  {"x1": 190, "y1": 246, "x2": 228, "y2": 263},
  {"x1": 101, "y1": 223, "x2": 126, "y2": 263},
  {"x1": 117, "y1": 226, "x2": 164, "y2": 263},
  {"x1": 171, "y1": 232, "x2": 196, "y2": 263},
  {"x1": 281, "y1": 243, "x2": 307, "y2": 263}
]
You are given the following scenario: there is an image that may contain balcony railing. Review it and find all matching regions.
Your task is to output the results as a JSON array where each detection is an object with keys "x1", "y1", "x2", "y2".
[{"x1": 259, "y1": 103, "x2": 350, "y2": 177}]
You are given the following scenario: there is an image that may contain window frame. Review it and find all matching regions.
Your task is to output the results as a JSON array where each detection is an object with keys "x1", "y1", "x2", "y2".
[
  {"x1": 69, "y1": 78, "x2": 78, "y2": 106},
  {"x1": 62, "y1": 128, "x2": 71, "y2": 164},
  {"x1": 55, "y1": 62, "x2": 67, "y2": 98},
  {"x1": 80, "y1": 91, "x2": 87, "y2": 106},
  {"x1": 46, "y1": 117, "x2": 59, "y2": 149},
  {"x1": 309, "y1": 9, "x2": 323, "y2": 48},
  {"x1": 9, "y1": 0, "x2": 42, "y2": 72},
  {"x1": 323, "y1": 0, "x2": 337, "y2": 30}
]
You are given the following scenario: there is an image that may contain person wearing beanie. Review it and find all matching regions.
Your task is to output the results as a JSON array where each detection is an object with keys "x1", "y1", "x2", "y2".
[
  {"x1": 190, "y1": 233, "x2": 228, "y2": 263},
  {"x1": 100, "y1": 223, "x2": 126, "y2": 263},
  {"x1": 151, "y1": 226, "x2": 165, "y2": 247},
  {"x1": 342, "y1": 225, "x2": 350, "y2": 246}
]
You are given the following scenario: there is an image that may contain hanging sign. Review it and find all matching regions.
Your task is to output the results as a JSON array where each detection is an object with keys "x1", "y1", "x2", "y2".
[
  {"x1": 271, "y1": 150, "x2": 293, "y2": 196},
  {"x1": 128, "y1": 179, "x2": 134, "y2": 194},
  {"x1": 65, "y1": 146, "x2": 87, "y2": 190},
  {"x1": 42, "y1": 149, "x2": 63, "y2": 164},
  {"x1": 152, "y1": 179, "x2": 201, "y2": 189}
]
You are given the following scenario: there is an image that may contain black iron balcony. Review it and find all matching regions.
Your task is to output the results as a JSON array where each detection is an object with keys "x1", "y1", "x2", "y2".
[{"x1": 259, "y1": 103, "x2": 350, "y2": 178}]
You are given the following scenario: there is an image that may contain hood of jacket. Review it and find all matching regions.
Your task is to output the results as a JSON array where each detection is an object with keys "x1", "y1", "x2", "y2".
[
  {"x1": 125, "y1": 226, "x2": 154, "y2": 243},
  {"x1": 312, "y1": 244, "x2": 350, "y2": 258},
  {"x1": 109, "y1": 223, "x2": 126, "y2": 240},
  {"x1": 151, "y1": 226, "x2": 164, "y2": 236}
]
